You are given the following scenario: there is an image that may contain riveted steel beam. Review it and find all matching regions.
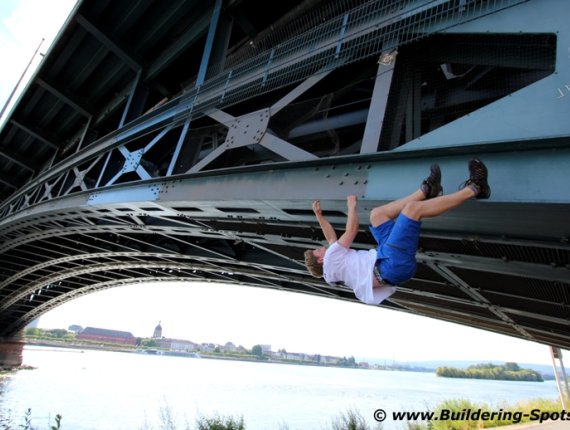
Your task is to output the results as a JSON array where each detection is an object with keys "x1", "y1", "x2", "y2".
[
  {"x1": 35, "y1": 79, "x2": 93, "y2": 118},
  {"x1": 75, "y1": 14, "x2": 141, "y2": 71}
]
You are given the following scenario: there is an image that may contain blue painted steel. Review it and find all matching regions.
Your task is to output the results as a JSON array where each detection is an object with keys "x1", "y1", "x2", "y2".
[
  {"x1": 0, "y1": 0, "x2": 556, "y2": 226},
  {"x1": 1, "y1": 0, "x2": 531, "y2": 218},
  {"x1": 335, "y1": 14, "x2": 350, "y2": 56},
  {"x1": 76, "y1": 116, "x2": 92, "y2": 153},
  {"x1": 363, "y1": 150, "x2": 570, "y2": 203},
  {"x1": 289, "y1": 110, "x2": 368, "y2": 138},
  {"x1": 95, "y1": 152, "x2": 112, "y2": 188},
  {"x1": 167, "y1": 116, "x2": 191, "y2": 176},
  {"x1": 196, "y1": 0, "x2": 223, "y2": 88},
  {"x1": 262, "y1": 49, "x2": 275, "y2": 86},
  {"x1": 87, "y1": 184, "x2": 161, "y2": 205},
  {"x1": 119, "y1": 69, "x2": 142, "y2": 128},
  {"x1": 221, "y1": 69, "x2": 233, "y2": 102},
  {"x1": 398, "y1": 0, "x2": 570, "y2": 151}
]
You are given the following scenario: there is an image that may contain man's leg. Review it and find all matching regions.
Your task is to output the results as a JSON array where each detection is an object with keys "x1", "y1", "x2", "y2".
[
  {"x1": 402, "y1": 158, "x2": 490, "y2": 221},
  {"x1": 370, "y1": 164, "x2": 442, "y2": 227},
  {"x1": 370, "y1": 189, "x2": 425, "y2": 226},
  {"x1": 402, "y1": 187, "x2": 475, "y2": 221}
]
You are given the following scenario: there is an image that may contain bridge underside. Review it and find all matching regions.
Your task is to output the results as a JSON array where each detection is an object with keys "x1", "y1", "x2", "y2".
[{"x1": 0, "y1": 0, "x2": 569, "y2": 351}]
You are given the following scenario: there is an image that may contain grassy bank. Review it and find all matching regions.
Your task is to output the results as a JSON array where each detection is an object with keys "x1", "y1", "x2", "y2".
[
  {"x1": 127, "y1": 397, "x2": 568, "y2": 430},
  {"x1": 1, "y1": 407, "x2": 382, "y2": 430},
  {"x1": 407, "y1": 397, "x2": 563, "y2": 430},
  {"x1": 1, "y1": 398, "x2": 562, "y2": 429}
]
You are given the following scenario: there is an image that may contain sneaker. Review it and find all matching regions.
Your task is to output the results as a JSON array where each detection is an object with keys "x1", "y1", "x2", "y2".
[
  {"x1": 462, "y1": 158, "x2": 491, "y2": 199},
  {"x1": 421, "y1": 163, "x2": 442, "y2": 199}
]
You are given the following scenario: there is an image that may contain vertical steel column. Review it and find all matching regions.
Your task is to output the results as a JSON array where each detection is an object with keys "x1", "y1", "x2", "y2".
[
  {"x1": 382, "y1": 56, "x2": 410, "y2": 150},
  {"x1": 361, "y1": 51, "x2": 397, "y2": 154},
  {"x1": 119, "y1": 69, "x2": 147, "y2": 128},
  {"x1": 167, "y1": 116, "x2": 191, "y2": 176},
  {"x1": 76, "y1": 116, "x2": 92, "y2": 153},
  {"x1": 550, "y1": 346, "x2": 570, "y2": 409},
  {"x1": 335, "y1": 14, "x2": 349, "y2": 57},
  {"x1": 208, "y1": 12, "x2": 233, "y2": 79},
  {"x1": 405, "y1": 66, "x2": 422, "y2": 142},
  {"x1": 196, "y1": 0, "x2": 223, "y2": 88},
  {"x1": 262, "y1": 49, "x2": 275, "y2": 86},
  {"x1": 95, "y1": 152, "x2": 113, "y2": 188}
]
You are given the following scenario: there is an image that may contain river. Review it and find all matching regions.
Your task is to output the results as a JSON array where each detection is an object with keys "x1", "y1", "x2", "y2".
[{"x1": 0, "y1": 346, "x2": 560, "y2": 429}]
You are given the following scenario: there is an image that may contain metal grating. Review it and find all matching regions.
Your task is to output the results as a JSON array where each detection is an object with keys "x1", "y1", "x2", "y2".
[
  {"x1": 453, "y1": 268, "x2": 570, "y2": 306},
  {"x1": 420, "y1": 237, "x2": 570, "y2": 267}
]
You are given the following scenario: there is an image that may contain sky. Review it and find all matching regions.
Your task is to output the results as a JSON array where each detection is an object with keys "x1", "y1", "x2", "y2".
[
  {"x1": 1, "y1": 0, "x2": 566, "y2": 367},
  {"x1": 0, "y1": 0, "x2": 77, "y2": 125},
  {"x1": 35, "y1": 280, "x2": 563, "y2": 365}
]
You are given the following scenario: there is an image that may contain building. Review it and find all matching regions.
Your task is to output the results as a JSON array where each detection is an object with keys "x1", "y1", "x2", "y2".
[
  {"x1": 152, "y1": 321, "x2": 162, "y2": 338},
  {"x1": 157, "y1": 338, "x2": 199, "y2": 352},
  {"x1": 77, "y1": 327, "x2": 137, "y2": 346},
  {"x1": 320, "y1": 356, "x2": 341, "y2": 365},
  {"x1": 68, "y1": 324, "x2": 83, "y2": 334},
  {"x1": 224, "y1": 342, "x2": 237, "y2": 352},
  {"x1": 200, "y1": 343, "x2": 217, "y2": 353}
]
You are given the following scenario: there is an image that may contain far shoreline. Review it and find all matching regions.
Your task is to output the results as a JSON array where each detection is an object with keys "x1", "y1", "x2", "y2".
[
  {"x1": 22, "y1": 340, "x2": 379, "y2": 372},
  {"x1": 21, "y1": 340, "x2": 555, "y2": 384}
]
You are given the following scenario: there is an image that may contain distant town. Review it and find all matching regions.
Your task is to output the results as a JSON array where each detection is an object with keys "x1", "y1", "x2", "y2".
[
  {"x1": 25, "y1": 321, "x2": 390, "y2": 370},
  {"x1": 24, "y1": 321, "x2": 558, "y2": 379}
]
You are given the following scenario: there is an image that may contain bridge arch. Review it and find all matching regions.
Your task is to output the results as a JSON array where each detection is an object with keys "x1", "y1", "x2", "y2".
[{"x1": 1, "y1": 0, "x2": 570, "y2": 367}]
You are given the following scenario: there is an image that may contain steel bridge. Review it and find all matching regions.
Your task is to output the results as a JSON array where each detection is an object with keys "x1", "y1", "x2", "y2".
[{"x1": 1, "y1": 0, "x2": 569, "y2": 365}]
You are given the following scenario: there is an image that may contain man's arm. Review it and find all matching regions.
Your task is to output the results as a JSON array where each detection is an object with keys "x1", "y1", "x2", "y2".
[
  {"x1": 312, "y1": 200, "x2": 337, "y2": 245},
  {"x1": 337, "y1": 195, "x2": 359, "y2": 249}
]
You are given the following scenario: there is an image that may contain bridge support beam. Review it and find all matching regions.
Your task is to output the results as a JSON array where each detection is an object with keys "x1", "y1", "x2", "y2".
[
  {"x1": 0, "y1": 332, "x2": 24, "y2": 369},
  {"x1": 550, "y1": 346, "x2": 570, "y2": 409}
]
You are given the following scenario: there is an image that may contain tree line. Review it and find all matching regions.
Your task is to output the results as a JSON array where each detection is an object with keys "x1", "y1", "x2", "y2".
[{"x1": 436, "y1": 362, "x2": 543, "y2": 382}]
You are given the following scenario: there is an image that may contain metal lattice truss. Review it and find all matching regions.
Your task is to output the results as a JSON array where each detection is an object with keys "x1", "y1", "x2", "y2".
[
  {"x1": 1, "y1": 151, "x2": 569, "y2": 346},
  {"x1": 1, "y1": 0, "x2": 570, "y2": 351},
  {"x1": 0, "y1": 0, "x2": 529, "y2": 218}
]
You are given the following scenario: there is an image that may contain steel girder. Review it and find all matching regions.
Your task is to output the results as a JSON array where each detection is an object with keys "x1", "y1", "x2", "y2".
[
  {"x1": 0, "y1": 0, "x2": 531, "y2": 217},
  {"x1": 1, "y1": 150, "x2": 569, "y2": 347},
  {"x1": 1, "y1": 0, "x2": 569, "y2": 351}
]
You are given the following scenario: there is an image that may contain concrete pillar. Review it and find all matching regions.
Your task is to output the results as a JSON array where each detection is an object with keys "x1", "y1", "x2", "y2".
[{"x1": 0, "y1": 332, "x2": 24, "y2": 369}]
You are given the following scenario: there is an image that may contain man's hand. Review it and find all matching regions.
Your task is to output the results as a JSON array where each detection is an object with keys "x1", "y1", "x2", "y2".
[
  {"x1": 337, "y1": 195, "x2": 359, "y2": 249},
  {"x1": 347, "y1": 195, "x2": 357, "y2": 210},
  {"x1": 312, "y1": 200, "x2": 323, "y2": 217},
  {"x1": 312, "y1": 199, "x2": 337, "y2": 244}
]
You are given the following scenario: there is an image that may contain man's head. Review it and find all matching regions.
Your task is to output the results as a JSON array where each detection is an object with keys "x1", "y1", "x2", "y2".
[{"x1": 304, "y1": 246, "x2": 326, "y2": 278}]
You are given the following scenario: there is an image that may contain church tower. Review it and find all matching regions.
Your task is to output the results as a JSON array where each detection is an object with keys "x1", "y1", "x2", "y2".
[{"x1": 152, "y1": 321, "x2": 162, "y2": 339}]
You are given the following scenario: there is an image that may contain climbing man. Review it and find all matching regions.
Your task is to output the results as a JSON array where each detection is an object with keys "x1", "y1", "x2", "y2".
[{"x1": 304, "y1": 159, "x2": 491, "y2": 305}]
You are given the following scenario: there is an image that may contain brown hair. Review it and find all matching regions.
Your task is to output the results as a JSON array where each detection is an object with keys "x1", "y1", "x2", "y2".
[{"x1": 304, "y1": 249, "x2": 323, "y2": 278}]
